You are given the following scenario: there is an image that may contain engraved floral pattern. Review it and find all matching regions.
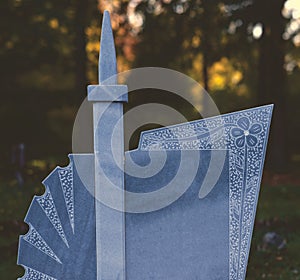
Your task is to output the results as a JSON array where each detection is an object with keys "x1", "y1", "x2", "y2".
[
  {"x1": 231, "y1": 117, "x2": 262, "y2": 148},
  {"x1": 140, "y1": 105, "x2": 273, "y2": 280}
]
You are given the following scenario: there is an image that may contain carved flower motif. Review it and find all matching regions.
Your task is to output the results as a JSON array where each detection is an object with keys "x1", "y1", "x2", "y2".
[{"x1": 231, "y1": 117, "x2": 262, "y2": 148}]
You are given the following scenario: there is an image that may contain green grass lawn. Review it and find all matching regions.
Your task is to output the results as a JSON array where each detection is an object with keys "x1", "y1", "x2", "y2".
[
  {"x1": 247, "y1": 184, "x2": 300, "y2": 279},
  {"x1": 0, "y1": 179, "x2": 299, "y2": 279}
]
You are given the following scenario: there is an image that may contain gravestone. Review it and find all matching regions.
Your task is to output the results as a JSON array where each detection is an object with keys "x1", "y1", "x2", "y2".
[{"x1": 17, "y1": 11, "x2": 273, "y2": 280}]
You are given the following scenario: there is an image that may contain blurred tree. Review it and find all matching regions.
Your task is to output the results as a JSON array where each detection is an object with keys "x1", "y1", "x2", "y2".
[
  {"x1": 111, "y1": 0, "x2": 254, "y2": 142},
  {"x1": 0, "y1": 0, "x2": 99, "y2": 161},
  {"x1": 0, "y1": 0, "x2": 299, "y2": 173},
  {"x1": 118, "y1": 0, "x2": 300, "y2": 171},
  {"x1": 256, "y1": 0, "x2": 288, "y2": 172},
  {"x1": 133, "y1": 0, "x2": 229, "y2": 89},
  {"x1": 225, "y1": 0, "x2": 290, "y2": 171}
]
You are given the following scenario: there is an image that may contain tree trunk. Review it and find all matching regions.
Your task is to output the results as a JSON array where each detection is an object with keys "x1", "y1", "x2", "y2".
[
  {"x1": 74, "y1": 0, "x2": 88, "y2": 101},
  {"x1": 257, "y1": 0, "x2": 288, "y2": 172}
]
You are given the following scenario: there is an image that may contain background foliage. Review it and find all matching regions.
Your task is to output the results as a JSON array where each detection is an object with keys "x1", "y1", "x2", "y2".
[{"x1": 0, "y1": 0, "x2": 299, "y2": 279}]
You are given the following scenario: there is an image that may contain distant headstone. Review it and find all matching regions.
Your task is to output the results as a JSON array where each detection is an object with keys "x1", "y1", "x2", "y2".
[
  {"x1": 12, "y1": 142, "x2": 25, "y2": 187},
  {"x1": 17, "y1": 11, "x2": 273, "y2": 280}
]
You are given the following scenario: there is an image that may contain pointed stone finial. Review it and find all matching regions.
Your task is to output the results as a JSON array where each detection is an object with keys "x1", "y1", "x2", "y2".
[
  {"x1": 87, "y1": 10, "x2": 127, "y2": 102},
  {"x1": 99, "y1": 10, "x2": 117, "y2": 85}
]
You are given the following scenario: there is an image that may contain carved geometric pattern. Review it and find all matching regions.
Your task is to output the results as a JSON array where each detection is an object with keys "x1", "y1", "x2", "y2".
[
  {"x1": 36, "y1": 189, "x2": 69, "y2": 248},
  {"x1": 18, "y1": 160, "x2": 97, "y2": 280},
  {"x1": 58, "y1": 163, "x2": 75, "y2": 233},
  {"x1": 18, "y1": 266, "x2": 57, "y2": 280},
  {"x1": 23, "y1": 224, "x2": 62, "y2": 264}
]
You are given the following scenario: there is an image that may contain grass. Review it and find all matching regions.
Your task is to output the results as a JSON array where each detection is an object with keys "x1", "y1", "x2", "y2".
[
  {"x1": 246, "y1": 184, "x2": 300, "y2": 279},
  {"x1": 0, "y1": 178, "x2": 299, "y2": 279},
  {"x1": 0, "y1": 179, "x2": 44, "y2": 279}
]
